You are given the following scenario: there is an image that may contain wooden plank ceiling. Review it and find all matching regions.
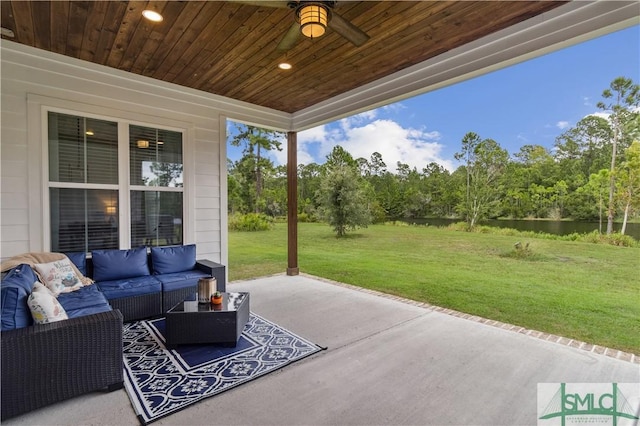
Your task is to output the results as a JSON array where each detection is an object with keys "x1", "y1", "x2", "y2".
[{"x1": 1, "y1": 1, "x2": 564, "y2": 113}]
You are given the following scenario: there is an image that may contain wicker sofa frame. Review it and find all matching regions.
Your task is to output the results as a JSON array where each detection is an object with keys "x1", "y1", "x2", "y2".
[
  {"x1": 0, "y1": 250, "x2": 226, "y2": 420},
  {"x1": 1, "y1": 309, "x2": 124, "y2": 421},
  {"x1": 85, "y1": 257, "x2": 226, "y2": 322}
]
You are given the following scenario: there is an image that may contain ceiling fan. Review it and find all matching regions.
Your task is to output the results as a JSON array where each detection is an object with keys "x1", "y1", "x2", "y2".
[{"x1": 239, "y1": 1, "x2": 370, "y2": 51}]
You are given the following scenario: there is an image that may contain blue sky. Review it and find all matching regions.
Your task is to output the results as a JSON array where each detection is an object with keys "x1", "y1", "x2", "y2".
[{"x1": 229, "y1": 24, "x2": 639, "y2": 172}]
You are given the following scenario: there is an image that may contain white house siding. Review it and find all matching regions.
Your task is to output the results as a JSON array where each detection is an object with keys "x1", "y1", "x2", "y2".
[
  {"x1": 1, "y1": 86, "x2": 30, "y2": 257},
  {"x1": 0, "y1": 40, "x2": 291, "y2": 269}
]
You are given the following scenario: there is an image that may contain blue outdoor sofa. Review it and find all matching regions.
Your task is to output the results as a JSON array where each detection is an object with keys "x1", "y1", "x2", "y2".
[
  {"x1": 86, "y1": 244, "x2": 226, "y2": 321},
  {"x1": 0, "y1": 244, "x2": 225, "y2": 420}
]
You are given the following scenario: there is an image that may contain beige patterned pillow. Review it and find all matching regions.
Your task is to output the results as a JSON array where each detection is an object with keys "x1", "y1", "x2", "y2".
[
  {"x1": 27, "y1": 283, "x2": 68, "y2": 324},
  {"x1": 34, "y1": 258, "x2": 83, "y2": 295}
]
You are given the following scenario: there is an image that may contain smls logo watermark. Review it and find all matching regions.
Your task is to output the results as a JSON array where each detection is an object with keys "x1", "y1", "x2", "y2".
[{"x1": 538, "y1": 383, "x2": 640, "y2": 426}]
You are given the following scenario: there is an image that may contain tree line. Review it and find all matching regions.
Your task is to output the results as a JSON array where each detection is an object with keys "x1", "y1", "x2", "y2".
[{"x1": 228, "y1": 77, "x2": 640, "y2": 236}]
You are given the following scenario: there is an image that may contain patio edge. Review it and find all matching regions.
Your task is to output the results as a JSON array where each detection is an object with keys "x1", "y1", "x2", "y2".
[{"x1": 264, "y1": 273, "x2": 640, "y2": 364}]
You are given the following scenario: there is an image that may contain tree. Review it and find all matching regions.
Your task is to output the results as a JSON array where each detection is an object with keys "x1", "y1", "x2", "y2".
[
  {"x1": 554, "y1": 115, "x2": 612, "y2": 179},
  {"x1": 145, "y1": 162, "x2": 183, "y2": 187},
  {"x1": 298, "y1": 162, "x2": 323, "y2": 218},
  {"x1": 616, "y1": 141, "x2": 640, "y2": 234},
  {"x1": 421, "y1": 162, "x2": 451, "y2": 217},
  {"x1": 508, "y1": 145, "x2": 559, "y2": 218},
  {"x1": 261, "y1": 165, "x2": 288, "y2": 217},
  {"x1": 316, "y1": 164, "x2": 372, "y2": 237},
  {"x1": 356, "y1": 157, "x2": 371, "y2": 177},
  {"x1": 369, "y1": 152, "x2": 387, "y2": 176},
  {"x1": 227, "y1": 159, "x2": 246, "y2": 214},
  {"x1": 230, "y1": 124, "x2": 283, "y2": 213},
  {"x1": 454, "y1": 132, "x2": 481, "y2": 214},
  {"x1": 454, "y1": 134, "x2": 509, "y2": 228},
  {"x1": 324, "y1": 145, "x2": 358, "y2": 171},
  {"x1": 364, "y1": 152, "x2": 399, "y2": 220},
  {"x1": 230, "y1": 154, "x2": 259, "y2": 213},
  {"x1": 529, "y1": 183, "x2": 552, "y2": 218},
  {"x1": 596, "y1": 77, "x2": 640, "y2": 234},
  {"x1": 550, "y1": 180, "x2": 569, "y2": 219},
  {"x1": 583, "y1": 170, "x2": 610, "y2": 233}
]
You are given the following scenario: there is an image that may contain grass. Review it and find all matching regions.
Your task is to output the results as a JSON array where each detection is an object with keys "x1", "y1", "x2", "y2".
[{"x1": 229, "y1": 222, "x2": 640, "y2": 354}]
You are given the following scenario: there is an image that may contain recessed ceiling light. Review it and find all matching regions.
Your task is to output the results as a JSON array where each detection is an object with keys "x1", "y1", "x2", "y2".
[
  {"x1": 142, "y1": 10, "x2": 163, "y2": 22},
  {"x1": 85, "y1": 130, "x2": 94, "y2": 136},
  {"x1": 278, "y1": 62, "x2": 292, "y2": 70}
]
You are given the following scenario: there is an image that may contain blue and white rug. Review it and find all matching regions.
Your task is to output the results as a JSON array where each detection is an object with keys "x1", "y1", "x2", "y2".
[{"x1": 123, "y1": 313, "x2": 323, "y2": 425}]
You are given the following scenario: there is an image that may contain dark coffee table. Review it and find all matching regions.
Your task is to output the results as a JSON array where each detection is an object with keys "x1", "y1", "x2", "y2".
[{"x1": 165, "y1": 292, "x2": 250, "y2": 347}]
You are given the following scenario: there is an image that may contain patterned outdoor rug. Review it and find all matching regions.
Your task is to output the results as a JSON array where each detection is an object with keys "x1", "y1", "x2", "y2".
[{"x1": 123, "y1": 313, "x2": 323, "y2": 425}]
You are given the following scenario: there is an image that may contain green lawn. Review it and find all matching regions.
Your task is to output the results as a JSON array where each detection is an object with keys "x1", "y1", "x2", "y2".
[{"x1": 229, "y1": 223, "x2": 640, "y2": 354}]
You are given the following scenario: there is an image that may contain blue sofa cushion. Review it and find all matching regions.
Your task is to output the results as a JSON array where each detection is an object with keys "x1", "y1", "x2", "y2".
[
  {"x1": 1, "y1": 264, "x2": 38, "y2": 330},
  {"x1": 65, "y1": 252, "x2": 87, "y2": 276},
  {"x1": 57, "y1": 285, "x2": 112, "y2": 319},
  {"x1": 96, "y1": 275, "x2": 161, "y2": 300},
  {"x1": 151, "y1": 244, "x2": 196, "y2": 275},
  {"x1": 92, "y1": 247, "x2": 150, "y2": 282},
  {"x1": 154, "y1": 269, "x2": 211, "y2": 292}
]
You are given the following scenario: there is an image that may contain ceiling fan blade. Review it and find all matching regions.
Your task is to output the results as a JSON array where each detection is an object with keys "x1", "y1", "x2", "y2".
[
  {"x1": 277, "y1": 22, "x2": 301, "y2": 51},
  {"x1": 328, "y1": 12, "x2": 370, "y2": 47}
]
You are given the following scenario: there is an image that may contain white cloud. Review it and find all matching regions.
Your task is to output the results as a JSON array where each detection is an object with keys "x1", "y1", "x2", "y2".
[
  {"x1": 583, "y1": 96, "x2": 592, "y2": 107},
  {"x1": 354, "y1": 109, "x2": 378, "y2": 121},
  {"x1": 341, "y1": 119, "x2": 452, "y2": 171},
  {"x1": 270, "y1": 129, "x2": 320, "y2": 166},
  {"x1": 586, "y1": 106, "x2": 640, "y2": 123},
  {"x1": 587, "y1": 112, "x2": 610, "y2": 120},
  {"x1": 269, "y1": 113, "x2": 453, "y2": 172},
  {"x1": 556, "y1": 121, "x2": 570, "y2": 130},
  {"x1": 339, "y1": 109, "x2": 378, "y2": 131},
  {"x1": 299, "y1": 125, "x2": 328, "y2": 143},
  {"x1": 381, "y1": 103, "x2": 407, "y2": 114}
]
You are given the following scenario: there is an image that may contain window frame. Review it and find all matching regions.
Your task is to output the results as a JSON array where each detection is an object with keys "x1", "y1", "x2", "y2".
[{"x1": 40, "y1": 103, "x2": 192, "y2": 251}]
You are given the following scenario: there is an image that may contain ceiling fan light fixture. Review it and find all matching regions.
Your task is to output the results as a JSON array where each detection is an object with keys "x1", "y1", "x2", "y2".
[{"x1": 298, "y1": 4, "x2": 328, "y2": 39}]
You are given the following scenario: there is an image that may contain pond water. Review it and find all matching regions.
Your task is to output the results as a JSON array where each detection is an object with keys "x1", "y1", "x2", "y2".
[{"x1": 398, "y1": 218, "x2": 640, "y2": 241}]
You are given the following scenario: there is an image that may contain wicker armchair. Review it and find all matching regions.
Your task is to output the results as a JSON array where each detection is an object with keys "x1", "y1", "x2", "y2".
[{"x1": 1, "y1": 309, "x2": 124, "y2": 420}]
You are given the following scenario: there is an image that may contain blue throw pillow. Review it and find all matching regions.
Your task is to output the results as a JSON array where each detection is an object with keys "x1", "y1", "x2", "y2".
[
  {"x1": 151, "y1": 244, "x2": 196, "y2": 274},
  {"x1": 92, "y1": 247, "x2": 150, "y2": 282},
  {"x1": 64, "y1": 252, "x2": 87, "y2": 275},
  {"x1": 1, "y1": 264, "x2": 38, "y2": 330}
]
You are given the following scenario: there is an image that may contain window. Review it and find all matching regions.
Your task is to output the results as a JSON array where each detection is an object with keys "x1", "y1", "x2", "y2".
[
  {"x1": 47, "y1": 112, "x2": 184, "y2": 252},
  {"x1": 129, "y1": 125, "x2": 183, "y2": 247},
  {"x1": 50, "y1": 188, "x2": 119, "y2": 251},
  {"x1": 48, "y1": 112, "x2": 119, "y2": 252}
]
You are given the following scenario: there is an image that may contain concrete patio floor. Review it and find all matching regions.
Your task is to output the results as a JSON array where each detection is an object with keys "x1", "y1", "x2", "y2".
[{"x1": 4, "y1": 274, "x2": 639, "y2": 426}]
